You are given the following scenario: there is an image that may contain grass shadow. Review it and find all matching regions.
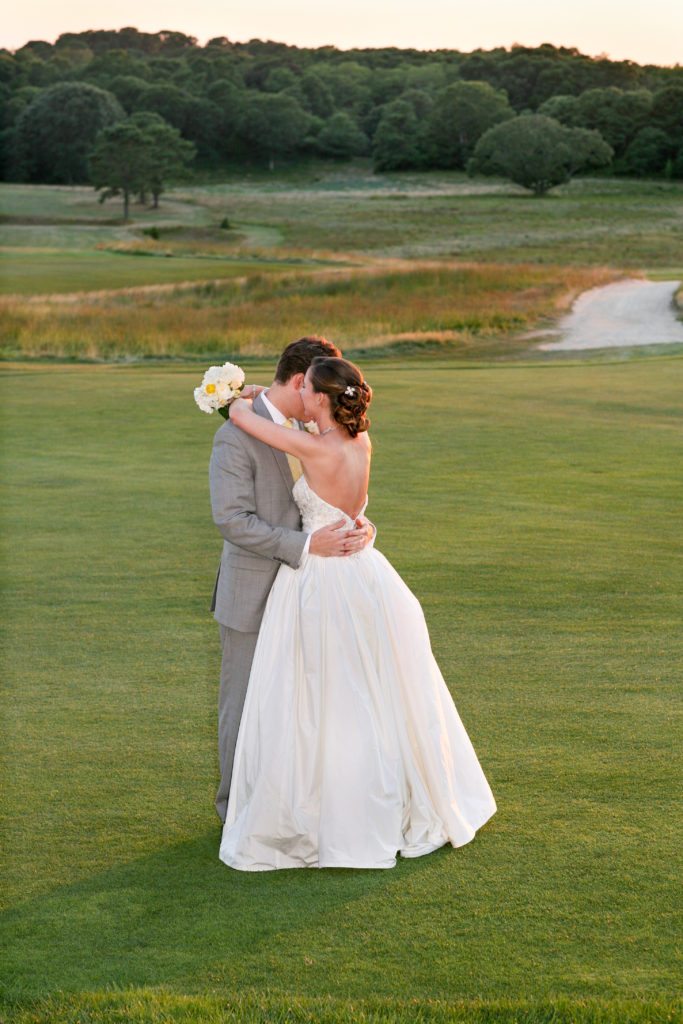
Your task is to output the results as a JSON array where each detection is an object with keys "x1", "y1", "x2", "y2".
[{"x1": 1, "y1": 827, "x2": 444, "y2": 1000}]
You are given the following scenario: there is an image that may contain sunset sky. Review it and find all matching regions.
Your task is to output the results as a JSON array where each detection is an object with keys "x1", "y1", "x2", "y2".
[{"x1": 4, "y1": 0, "x2": 682, "y2": 67}]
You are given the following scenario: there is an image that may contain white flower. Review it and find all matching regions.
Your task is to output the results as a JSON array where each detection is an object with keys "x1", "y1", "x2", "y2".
[
  {"x1": 303, "y1": 421, "x2": 319, "y2": 434},
  {"x1": 194, "y1": 361, "x2": 245, "y2": 415},
  {"x1": 194, "y1": 386, "x2": 216, "y2": 414}
]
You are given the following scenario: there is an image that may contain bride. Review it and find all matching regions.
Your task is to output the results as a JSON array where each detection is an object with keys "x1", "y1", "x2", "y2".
[{"x1": 220, "y1": 356, "x2": 496, "y2": 870}]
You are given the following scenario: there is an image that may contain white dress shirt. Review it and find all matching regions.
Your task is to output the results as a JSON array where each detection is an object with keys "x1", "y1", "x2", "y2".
[{"x1": 262, "y1": 391, "x2": 312, "y2": 557}]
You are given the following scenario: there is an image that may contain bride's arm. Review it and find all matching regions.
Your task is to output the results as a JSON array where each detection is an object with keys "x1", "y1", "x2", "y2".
[
  {"x1": 241, "y1": 384, "x2": 267, "y2": 401},
  {"x1": 229, "y1": 398, "x2": 318, "y2": 459}
]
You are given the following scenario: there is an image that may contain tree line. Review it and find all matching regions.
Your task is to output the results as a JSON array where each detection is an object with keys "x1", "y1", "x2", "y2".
[{"x1": 2, "y1": 30, "x2": 682, "y2": 204}]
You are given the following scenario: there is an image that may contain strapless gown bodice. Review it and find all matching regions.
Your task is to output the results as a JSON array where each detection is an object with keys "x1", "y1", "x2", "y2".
[{"x1": 293, "y1": 474, "x2": 368, "y2": 533}]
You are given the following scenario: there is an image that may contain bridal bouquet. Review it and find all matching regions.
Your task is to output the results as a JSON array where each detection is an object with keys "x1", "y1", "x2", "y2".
[{"x1": 194, "y1": 362, "x2": 245, "y2": 419}]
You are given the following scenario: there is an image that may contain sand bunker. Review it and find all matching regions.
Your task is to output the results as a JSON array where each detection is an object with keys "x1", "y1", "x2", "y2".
[{"x1": 539, "y1": 278, "x2": 683, "y2": 351}]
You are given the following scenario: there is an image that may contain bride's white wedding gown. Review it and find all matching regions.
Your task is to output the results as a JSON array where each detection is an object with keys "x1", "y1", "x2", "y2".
[{"x1": 219, "y1": 476, "x2": 496, "y2": 871}]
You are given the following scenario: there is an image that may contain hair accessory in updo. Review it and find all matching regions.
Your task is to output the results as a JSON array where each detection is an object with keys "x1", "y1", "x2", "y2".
[{"x1": 309, "y1": 356, "x2": 372, "y2": 438}]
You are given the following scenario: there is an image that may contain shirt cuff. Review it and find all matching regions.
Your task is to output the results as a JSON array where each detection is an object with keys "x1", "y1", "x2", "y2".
[{"x1": 302, "y1": 532, "x2": 312, "y2": 557}]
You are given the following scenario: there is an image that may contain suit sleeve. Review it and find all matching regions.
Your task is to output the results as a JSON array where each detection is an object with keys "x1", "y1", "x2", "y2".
[{"x1": 209, "y1": 428, "x2": 307, "y2": 569}]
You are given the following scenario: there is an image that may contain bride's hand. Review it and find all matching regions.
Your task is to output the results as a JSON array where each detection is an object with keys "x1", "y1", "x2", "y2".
[{"x1": 229, "y1": 397, "x2": 252, "y2": 421}]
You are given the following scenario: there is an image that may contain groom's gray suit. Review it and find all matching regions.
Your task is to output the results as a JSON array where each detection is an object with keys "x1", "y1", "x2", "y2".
[{"x1": 209, "y1": 393, "x2": 307, "y2": 822}]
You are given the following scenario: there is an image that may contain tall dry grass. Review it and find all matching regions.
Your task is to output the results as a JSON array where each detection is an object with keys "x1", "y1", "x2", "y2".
[{"x1": 0, "y1": 262, "x2": 619, "y2": 361}]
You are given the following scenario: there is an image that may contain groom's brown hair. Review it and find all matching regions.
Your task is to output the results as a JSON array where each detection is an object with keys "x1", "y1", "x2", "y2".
[{"x1": 274, "y1": 336, "x2": 341, "y2": 384}]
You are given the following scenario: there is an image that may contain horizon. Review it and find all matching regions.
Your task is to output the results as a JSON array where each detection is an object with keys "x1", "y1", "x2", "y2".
[{"x1": 2, "y1": 0, "x2": 682, "y2": 69}]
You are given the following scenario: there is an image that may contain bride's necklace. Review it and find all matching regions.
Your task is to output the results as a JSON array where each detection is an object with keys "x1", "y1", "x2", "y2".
[{"x1": 320, "y1": 425, "x2": 338, "y2": 436}]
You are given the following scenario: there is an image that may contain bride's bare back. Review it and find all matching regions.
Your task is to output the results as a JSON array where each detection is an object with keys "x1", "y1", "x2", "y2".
[{"x1": 300, "y1": 430, "x2": 371, "y2": 520}]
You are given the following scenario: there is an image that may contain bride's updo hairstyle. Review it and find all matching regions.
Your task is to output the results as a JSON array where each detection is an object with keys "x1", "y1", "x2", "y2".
[{"x1": 309, "y1": 357, "x2": 372, "y2": 438}]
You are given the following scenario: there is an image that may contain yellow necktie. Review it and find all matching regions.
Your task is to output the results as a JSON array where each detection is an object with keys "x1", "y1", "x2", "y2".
[{"x1": 282, "y1": 419, "x2": 303, "y2": 482}]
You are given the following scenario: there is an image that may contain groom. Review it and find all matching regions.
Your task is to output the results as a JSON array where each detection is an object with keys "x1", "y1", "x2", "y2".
[{"x1": 209, "y1": 336, "x2": 373, "y2": 823}]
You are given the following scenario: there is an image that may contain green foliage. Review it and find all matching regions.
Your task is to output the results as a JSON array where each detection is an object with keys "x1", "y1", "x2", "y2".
[
  {"x1": 107, "y1": 73, "x2": 153, "y2": 112},
  {"x1": 672, "y1": 143, "x2": 683, "y2": 180},
  {"x1": 572, "y1": 87, "x2": 653, "y2": 157},
  {"x1": 89, "y1": 112, "x2": 195, "y2": 217},
  {"x1": 262, "y1": 66, "x2": 298, "y2": 93},
  {"x1": 294, "y1": 70, "x2": 336, "y2": 118},
  {"x1": 135, "y1": 81, "x2": 192, "y2": 130},
  {"x1": 315, "y1": 111, "x2": 368, "y2": 159},
  {"x1": 3, "y1": 32, "x2": 683, "y2": 183},
  {"x1": 622, "y1": 127, "x2": 672, "y2": 175},
  {"x1": 650, "y1": 85, "x2": 683, "y2": 140},
  {"x1": 10, "y1": 81, "x2": 123, "y2": 183},
  {"x1": 313, "y1": 61, "x2": 373, "y2": 118},
  {"x1": 238, "y1": 92, "x2": 311, "y2": 167},
  {"x1": 428, "y1": 80, "x2": 514, "y2": 169},
  {"x1": 88, "y1": 118, "x2": 150, "y2": 218},
  {"x1": 128, "y1": 111, "x2": 196, "y2": 203},
  {"x1": 469, "y1": 114, "x2": 613, "y2": 195},
  {"x1": 537, "y1": 93, "x2": 580, "y2": 125},
  {"x1": 372, "y1": 99, "x2": 423, "y2": 171},
  {"x1": 0, "y1": 84, "x2": 40, "y2": 129}
]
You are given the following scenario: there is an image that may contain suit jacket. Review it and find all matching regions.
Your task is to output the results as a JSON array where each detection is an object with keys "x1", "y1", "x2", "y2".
[{"x1": 208, "y1": 393, "x2": 307, "y2": 632}]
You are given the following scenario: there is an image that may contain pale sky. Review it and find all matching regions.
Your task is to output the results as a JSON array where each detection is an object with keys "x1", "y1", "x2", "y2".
[{"x1": 4, "y1": 0, "x2": 682, "y2": 67}]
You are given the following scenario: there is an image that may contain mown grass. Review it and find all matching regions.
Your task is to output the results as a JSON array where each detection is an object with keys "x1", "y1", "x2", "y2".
[
  {"x1": 0, "y1": 263, "x2": 618, "y2": 361},
  {"x1": 2, "y1": 357, "x2": 681, "y2": 1022},
  {"x1": 0, "y1": 249, "x2": 317, "y2": 297},
  {"x1": 3, "y1": 991, "x2": 681, "y2": 1023}
]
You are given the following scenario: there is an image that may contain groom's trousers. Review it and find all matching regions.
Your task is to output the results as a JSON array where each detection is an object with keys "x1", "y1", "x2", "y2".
[{"x1": 215, "y1": 625, "x2": 259, "y2": 824}]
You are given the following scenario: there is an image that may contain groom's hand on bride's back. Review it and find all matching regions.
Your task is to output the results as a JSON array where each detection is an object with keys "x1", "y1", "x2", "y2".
[{"x1": 309, "y1": 519, "x2": 372, "y2": 557}]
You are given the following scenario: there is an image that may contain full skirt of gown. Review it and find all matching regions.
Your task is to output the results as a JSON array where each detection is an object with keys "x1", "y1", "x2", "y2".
[{"x1": 219, "y1": 476, "x2": 497, "y2": 870}]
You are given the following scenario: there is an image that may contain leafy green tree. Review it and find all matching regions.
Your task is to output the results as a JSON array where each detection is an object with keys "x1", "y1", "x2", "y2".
[
  {"x1": 315, "y1": 112, "x2": 368, "y2": 159},
  {"x1": 371, "y1": 67, "x2": 409, "y2": 106},
  {"x1": 622, "y1": 127, "x2": 671, "y2": 175},
  {"x1": 402, "y1": 63, "x2": 448, "y2": 93},
  {"x1": 207, "y1": 78, "x2": 242, "y2": 108},
  {"x1": 0, "y1": 51, "x2": 19, "y2": 88},
  {"x1": 401, "y1": 88, "x2": 435, "y2": 124},
  {"x1": 89, "y1": 112, "x2": 195, "y2": 218},
  {"x1": 295, "y1": 71, "x2": 335, "y2": 118},
  {"x1": 372, "y1": 99, "x2": 422, "y2": 171},
  {"x1": 206, "y1": 78, "x2": 244, "y2": 157},
  {"x1": 468, "y1": 114, "x2": 613, "y2": 195},
  {"x1": 11, "y1": 81, "x2": 123, "y2": 183},
  {"x1": 127, "y1": 111, "x2": 195, "y2": 205},
  {"x1": 83, "y1": 48, "x2": 149, "y2": 86},
  {"x1": 89, "y1": 118, "x2": 148, "y2": 219},
  {"x1": 573, "y1": 87, "x2": 652, "y2": 157},
  {"x1": 672, "y1": 143, "x2": 683, "y2": 180},
  {"x1": 533, "y1": 63, "x2": 582, "y2": 107},
  {"x1": 650, "y1": 86, "x2": 683, "y2": 140},
  {"x1": 11, "y1": 48, "x2": 57, "y2": 87},
  {"x1": 107, "y1": 74, "x2": 152, "y2": 112},
  {"x1": 428, "y1": 80, "x2": 514, "y2": 168},
  {"x1": 136, "y1": 82, "x2": 191, "y2": 131},
  {"x1": 567, "y1": 126, "x2": 616, "y2": 175},
  {"x1": 311, "y1": 62, "x2": 373, "y2": 117},
  {"x1": 263, "y1": 67, "x2": 298, "y2": 93},
  {"x1": 238, "y1": 92, "x2": 310, "y2": 169},
  {"x1": 495, "y1": 51, "x2": 557, "y2": 110},
  {"x1": 0, "y1": 85, "x2": 40, "y2": 129},
  {"x1": 537, "y1": 94, "x2": 579, "y2": 125}
]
